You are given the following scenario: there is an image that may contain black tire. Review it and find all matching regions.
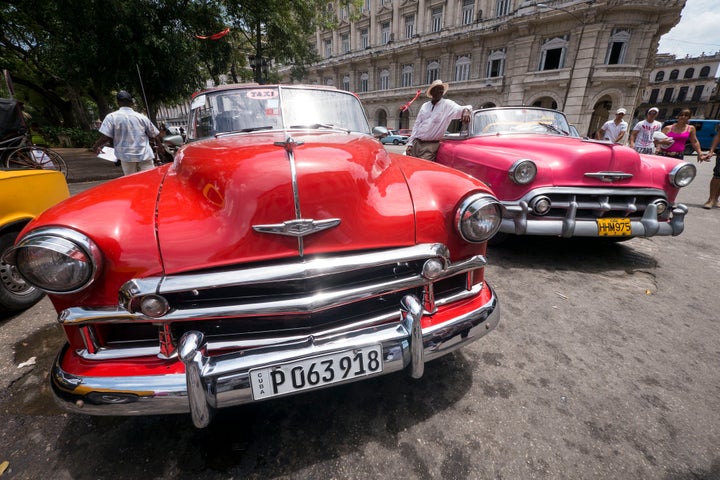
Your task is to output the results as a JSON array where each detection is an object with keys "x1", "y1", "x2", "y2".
[
  {"x1": 5, "y1": 146, "x2": 68, "y2": 177},
  {"x1": 0, "y1": 231, "x2": 45, "y2": 315},
  {"x1": 393, "y1": 139, "x2": 400, "y2": 145}
]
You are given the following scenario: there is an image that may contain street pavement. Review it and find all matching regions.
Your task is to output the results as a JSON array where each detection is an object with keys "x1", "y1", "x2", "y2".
[{"x1": 55, "y1": 147, "x2": 123, "y2": 183}]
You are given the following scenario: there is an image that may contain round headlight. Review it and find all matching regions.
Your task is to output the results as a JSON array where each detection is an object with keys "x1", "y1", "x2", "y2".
[
  {"x1": 508, "y1": 159, "x2": 537, "y2": 185},
  {"x1": 10, "y1": 228, "x2": 101, "y2": 294},
  {"x1": 669, "y1": 163, "x2": 696, "y2": 188},
  {"x1": 456, "y1": 194, "x2": 503, "y2": 243}
]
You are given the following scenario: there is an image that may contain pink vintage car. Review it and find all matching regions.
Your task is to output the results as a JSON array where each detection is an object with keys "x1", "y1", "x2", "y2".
[
  {"x1": 4, "y1": 84, "x2": 504, "y2": 427},
  {"x1": 437, "y1": 107, "x2": 696, "y2": 240}
]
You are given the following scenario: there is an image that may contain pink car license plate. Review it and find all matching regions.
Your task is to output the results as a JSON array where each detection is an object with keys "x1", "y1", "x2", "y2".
[
  {"x1": 597, "y1": 218, "x2": 632, "y2": 236},
  {"x1": 249, "y1": 345, "x2": 383, "y2": 400}
]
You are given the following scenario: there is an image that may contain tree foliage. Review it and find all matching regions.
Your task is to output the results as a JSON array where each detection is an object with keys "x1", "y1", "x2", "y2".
[{"x1": 0, "y1": 0, "x2": 358, "y2": 128}]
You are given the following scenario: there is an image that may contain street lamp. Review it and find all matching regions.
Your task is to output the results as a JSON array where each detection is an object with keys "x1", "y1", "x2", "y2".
[{"x1": 537, "y1": 3, "x2": 587, "y2": 111}]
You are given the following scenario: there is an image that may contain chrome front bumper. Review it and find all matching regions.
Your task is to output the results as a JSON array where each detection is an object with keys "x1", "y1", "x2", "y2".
[
  {"x1": 501, "y1": 190, "x2": 688, "y2": 238},
  {"x1": 51, "y1": 288, "x2": 499, "y2": 428}
]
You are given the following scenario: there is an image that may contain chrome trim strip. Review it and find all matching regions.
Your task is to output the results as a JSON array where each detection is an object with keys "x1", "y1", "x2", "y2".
[{"x1": 50, "y1": 285, "x2": 499, "y2": 426}]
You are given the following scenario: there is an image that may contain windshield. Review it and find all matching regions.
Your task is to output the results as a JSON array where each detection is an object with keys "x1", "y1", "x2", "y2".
[
  {"x1": 187, "y1": 86, "x2": 370, "y2": 140},
  {"x1": 471, "y1": 108, "x2": 571, "y2": 136}
]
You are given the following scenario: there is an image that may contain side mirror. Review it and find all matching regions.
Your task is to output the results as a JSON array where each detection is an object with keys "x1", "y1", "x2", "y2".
[{"x1": 372, "y1": 126, "x2": 389, "y2": 138}]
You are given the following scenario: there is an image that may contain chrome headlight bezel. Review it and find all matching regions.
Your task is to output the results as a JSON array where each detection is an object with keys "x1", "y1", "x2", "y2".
[
  {"x1": 508, "y1": 159, "x2": 537, "y2": 185},
  {"x1": 6, "y1": 227, "x2": 102, "y2": 294},
  {"x1": 669, "y1": 163, "x2": 696, "y2": 188},
  {"x1": 455, "y1": 193, "x2": 503, "y2": 243}
]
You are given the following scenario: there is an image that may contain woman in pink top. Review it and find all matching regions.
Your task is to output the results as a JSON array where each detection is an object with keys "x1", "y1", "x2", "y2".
[{"x1": 658, "y1": 109, "x2": 703, "y2": 159}]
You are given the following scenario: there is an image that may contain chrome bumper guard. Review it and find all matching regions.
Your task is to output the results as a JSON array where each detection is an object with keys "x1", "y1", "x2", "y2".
[
  {"x1": 51, "y1": 289, "x2": 499, "y2": 428},
  {"x1": 501, "y1": 197, "x2": 688, "y2": 237}
]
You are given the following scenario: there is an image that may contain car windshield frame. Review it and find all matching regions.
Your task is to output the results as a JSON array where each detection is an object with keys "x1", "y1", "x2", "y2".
[
  {"x1": 186, "y1": 85, "x2": 371, "y2": 141},
  {"x1": 470, "y1": 107, "x2": 571, "y2": 137}
]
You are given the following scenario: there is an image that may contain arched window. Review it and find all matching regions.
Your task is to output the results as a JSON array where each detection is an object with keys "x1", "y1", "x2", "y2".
[
  {"x1": 342, "y1": 75, "x2": 350, "y2": 91},
  {"x1": 487, "y1": 49, "x2": 506, "y2": 78},
  {"x1": 455, "y1": 55, "x2": 471, "y2": 81},
  {"x1": 684, "y1": 68, "x2": 695, "y2": 79},
  {"x1": 426, "y1": 60, "x2": 440, "y2": 83},
  {"x1": 379, "y1": 69, "x2": 390, "y2": 90},
  {"x1": 655, "y1": 71, "x2": 665, "y2": 82},
  {"x1": 700, "y1": 66, "x2": 711, "y2": 78},
  {"x1": 669, "y1": 69, "x2": 679, "y2": 80},
  {"x1": 376, "y1": 109, "x2": 387, "y2": 127},
  {"x1": 539, "y1": 36, "x2": 568, "y2": 71},
  {"x1": 401, "y1": 65, "x2": 413, "y2": 87}
]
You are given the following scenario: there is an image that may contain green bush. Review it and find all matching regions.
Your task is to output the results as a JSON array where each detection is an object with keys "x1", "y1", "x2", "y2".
[{"x1": 41, "y1": 127, "x2": 102, "y2": 148}]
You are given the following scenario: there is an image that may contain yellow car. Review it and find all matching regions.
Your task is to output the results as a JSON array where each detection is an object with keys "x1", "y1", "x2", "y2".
[{"x1": 0, "y1": 169, "x2": 69, "y2": 314}]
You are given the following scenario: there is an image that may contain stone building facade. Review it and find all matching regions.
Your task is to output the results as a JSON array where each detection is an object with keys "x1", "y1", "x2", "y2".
[
  {"x1": 294, "y1": 0, "x2": 685, "y2": 137},
  {"x1": 636, "y1": 52, "x2": 720, "y2": 122}
]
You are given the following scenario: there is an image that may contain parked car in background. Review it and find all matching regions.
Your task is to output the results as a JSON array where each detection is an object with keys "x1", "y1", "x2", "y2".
[
  {"x1": 437, "y1": 107, "x2": 696, "y2": 241},
  {"x1": 5, "y1": 84, "x2": 503, "y2": 428},
  {"x1": 662, "y1": 118, "x2": 720, "y2": 154},
  {"x1": 0, "y1": 169, "x2": 69, "y2": 314},
  {"x1": 380, "y1": 130, "x2": 409, "y2": 145},
  {"x1": 397, "y1": 128, "x2": 412, "y2": 137}
]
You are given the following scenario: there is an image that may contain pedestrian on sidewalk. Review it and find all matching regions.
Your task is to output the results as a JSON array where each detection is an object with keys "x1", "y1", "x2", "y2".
[
  {"x1": 658, "y1": 109, "x2": 703, "y2": 159},
  {"x1": 700, "y1": 129, "x2": 720, "y2": 209},
  {"x1": 629, "y1": 107, "x2": 663, "y2": 154},
  {"x1": 596, "y1": 107, "x2": 628, "y2": 144},
  {"x1": 92, "y1": 90, "x2": 163, "y2": 176}
]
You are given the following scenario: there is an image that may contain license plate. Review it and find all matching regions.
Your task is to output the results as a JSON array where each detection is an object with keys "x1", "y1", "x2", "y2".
[
  {"x1": 597, "y1": 217, "x2": 632, "y2": 236},
  {"x1": 249, "y1": 345, "x2": 383, "y2": 400}
]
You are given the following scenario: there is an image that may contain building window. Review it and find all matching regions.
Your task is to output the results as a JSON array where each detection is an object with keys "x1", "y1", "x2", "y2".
[
  {"x1": 487, "y1": 49, "x2": 506, "y2": 77},
  {"x1": 431, "y1": 7, "x2": 443, "y2": 32},
  {"x1": 462, "y1": 0, "x2": 475, "y2": 25},
  {"x1": 605, "y1": 29, "x2": 629, "y2": 65},
  {"x1": 359, "y1": 72, "x2": 369, "y2": 92},
  {"x1": 342, "y1": 75, "x2": 350, "y2": 91},
  {"x1": 362, "y1": 0, "x2": 370, "y2": 13},
  {"x1": 700, "y1": 66, "x2": 711, "y2": 78},
  {"x1": 684, "y1": 68, "x2": 695, "y2": 79},
  {"x1": 341, "y1": 34, "x2": 350, "y2": 53},
  {"x1": 324, "y1": 39, "x2": 332, "y2": 58},
  {"x1": 663, "y1": 88, "x2": 674, "y2": 103},
  {"x1": 455, "y1": 55, "x2": 471, "y2": 81},
  {"x1": 426, "y1": 60, "x2": 440, "y2": 83},
  {"x1": 539, "y1": 36, "x2": 567, "y2": 71},
  {"x1": 379, "y1": 69, "x2": 390, "y2": 90},
  {"x1": 677, "y1": 86, "x2": 689, "y2": 102},
  {"x1": 496, "y1": 0, "x2": 512, "y2": 17},
  {"x1": 649, "y1": 88, "x2": 659, "y2": 103},
  {"x1": 405, "y1": 15, "x2": 415, "y2": 39},
  {"x1": 360, "y1": 28, "x2": 369, "y2": 49},
  {"x1": 692, "y1": 85, "x2": 704, "y2": 101},
  {"x1": 381, "y1": 22, "x2": 391, "y2": 44},
  {"x1": 340, "y1": 6, "x2": 349, "y2": 20},
  {"x1": 401, "y1": 65, "x2": 414, "y2": 87},
  {"x1": 669, "y1": 69, "x2": 679, "y2": 80},
  {"x1": 655, "y1": 71, "x2": 665, "y2": 82}
]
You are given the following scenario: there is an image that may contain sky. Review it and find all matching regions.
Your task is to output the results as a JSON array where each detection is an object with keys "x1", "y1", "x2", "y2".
[{"x1": 657, "y1": 0, "x2": 720, "y2": 58}]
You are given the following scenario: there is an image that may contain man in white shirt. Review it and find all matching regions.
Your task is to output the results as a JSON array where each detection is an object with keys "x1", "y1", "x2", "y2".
[
  {"x1": 92, "y1": 90, "x2": 163, "y2": 175},
  {"x1": 405, "y1": 80, "x2": 471, "y2": 161},
  {"x1": 597, "y1": 107, "x2": 628, "y2": 144}
]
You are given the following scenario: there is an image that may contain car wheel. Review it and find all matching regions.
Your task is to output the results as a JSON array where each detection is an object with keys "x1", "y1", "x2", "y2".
[
  {"x1": 393, "y1": 139, "x2": 400, "y2": 145},
  {"x1": 0, "y1": 231, "x2": 45, "y2": 315}
]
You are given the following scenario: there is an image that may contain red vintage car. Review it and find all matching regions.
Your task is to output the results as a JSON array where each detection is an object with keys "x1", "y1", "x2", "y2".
[
  {"x1": 4, "y1": 84, "x2": 503, "y2": 427},
  {"x1": 437, "y1": 107, "x2": 696, "y2": 240}
]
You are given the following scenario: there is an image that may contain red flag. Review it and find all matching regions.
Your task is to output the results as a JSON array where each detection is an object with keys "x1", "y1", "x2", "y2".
[
  {"x1": 195, "y1": 27, "x2": 230, "y2": 40},
  {"x1": 400, "y1": 90, "x2": 422, "y2": 112}
]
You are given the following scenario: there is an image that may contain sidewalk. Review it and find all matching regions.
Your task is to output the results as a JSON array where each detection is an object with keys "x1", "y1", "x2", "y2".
[{"x1": 54, "y1": 148, "x2": 123, "y2": 183}]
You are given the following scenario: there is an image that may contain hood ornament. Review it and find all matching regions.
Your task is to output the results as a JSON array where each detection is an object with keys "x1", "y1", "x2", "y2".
[
  {"x1": 585, "y1": 171, "x2": 633, "y2": 182},
  {"x1": 253, "y1": 218, "x2": 341, "y2": 238}
]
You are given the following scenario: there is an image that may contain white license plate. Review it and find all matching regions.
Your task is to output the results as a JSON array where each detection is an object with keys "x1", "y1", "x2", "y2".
[{"x1": 249, "y1": 345, "x2": 383, "y2": 400}]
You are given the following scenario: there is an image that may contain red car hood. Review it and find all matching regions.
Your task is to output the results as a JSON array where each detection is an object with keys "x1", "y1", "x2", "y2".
[{"x1": 157, "y1": 131, "x2": 414, "y2": 274}]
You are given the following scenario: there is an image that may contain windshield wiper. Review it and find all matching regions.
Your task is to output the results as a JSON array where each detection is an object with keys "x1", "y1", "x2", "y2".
[
  {"x1": 538, "y1": 122, "x2": 568, "y2": 135},
  {"x1": 240, "y1": 125, "x2": 274, "y2": 133},
  {"x1": 289, "y1": 123, "x2": 351, "y2": 133}
]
